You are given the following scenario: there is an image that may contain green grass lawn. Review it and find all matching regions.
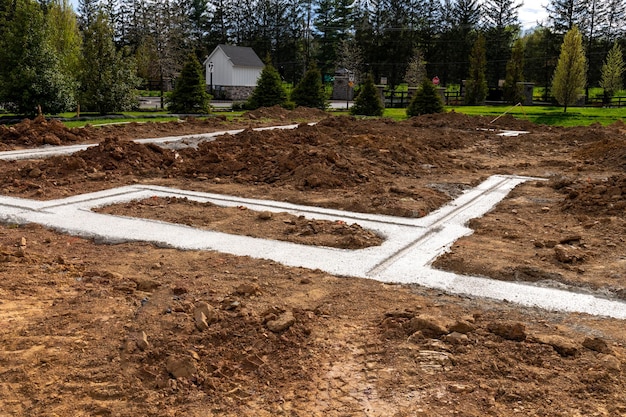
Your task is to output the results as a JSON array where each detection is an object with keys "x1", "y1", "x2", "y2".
[
  {"x1": 3, "y1": 103, "x2": 624, "y2": 128},
  {"x1": 383, "y1": 105, "x2": 625, "y2": 126}
]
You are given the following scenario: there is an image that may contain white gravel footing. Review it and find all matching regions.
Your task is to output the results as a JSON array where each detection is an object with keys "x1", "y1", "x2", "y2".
[{"x1": 1, "y1": 174, "x2": 625, "y2": 319}]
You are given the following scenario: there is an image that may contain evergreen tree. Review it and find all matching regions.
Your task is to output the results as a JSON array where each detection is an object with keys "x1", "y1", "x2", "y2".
[
  {"x1": 433, "y1": 0, "x2": 481, "y2": 86},
  {"x1": 465, "y1": 34, "x2": 488, "y2": 105},
  {"x1": 503, "y1": 38, "x2": 525, "y2": 103},
  {"x1": 406, "y1": 78, "x2": 444, "y2": 117},
  {"x1": 356, "y1": 0, "x2": 421, "y2": 88},
  {"x1": 521, "y1": 27, "x2": 560, "y2": 100},
  {"x1": 246, "y1": 61, "x2": 288, "y2": 109},
  {"x1": 547, "y1": 0, "x2": 587, "y2": 34},
  {"x1": 206, "y1": 0, "x2": 233, "y2": 46},
  {"x1": 79, "y1": 9, "x2": 140, "y2": 114},
  {"x1": 168, "y1": 54, "x2": 211, "y2": 113},
  {"x1": 483, "y1": 0, "x2": 522, "y2": 87},
  {"x1": 291, "y1": 65, "x2": 327, "y2": 109},
  {"x1": 600, "y1": 42, "x2": 625, "y2": 103},
  {"x1": 0, "y1": 0, "x2": 76, "y2": 115},
  {"x1": 313, "y1": 0, "x2": 354, "y2": 77},
  {"x1": 551, "y1": 26, "x2": 586, "y2": 112},
  {"x1": 350, "y1": 73, "x2": 384, "y2": 117},
  {"x1": 601, "y1": 0, "x2": 626, "y2": 42}
]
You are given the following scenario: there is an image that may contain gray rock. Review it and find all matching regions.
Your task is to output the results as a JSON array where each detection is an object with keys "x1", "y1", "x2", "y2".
[
  {"x1": 554, "y1": 244, "x2": 586, "y2": 263},
  {"x1": 136, "y1": 331, "x2": 149, "y2": 351},
  {"x1": 444, "y1": 331, "x2": 469, "y2": 345},
  {"x1": 449, "y1": 320, "x2": 475, "y2": 334}
]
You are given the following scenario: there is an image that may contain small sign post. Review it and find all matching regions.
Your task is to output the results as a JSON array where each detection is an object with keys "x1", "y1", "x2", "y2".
[{"x1": 432, "y1": 76, "x2": 440, "y2": 86}]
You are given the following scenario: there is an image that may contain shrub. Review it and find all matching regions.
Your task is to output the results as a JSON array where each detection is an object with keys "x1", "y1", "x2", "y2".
[
  {"x1": 168, "y1": 54, "x2": 211, "y2": 114},
  {"x1": 291, "y1": 65, "x2": 327, "y2": 109},
  {"x1": 246, "y1": 61, "x2": 288, "y2": 109},
  {"x1": 350, "y1": 73, "x2": 384, "y2": 117},
  {"x1": 406, "y1": 78, "x2": 444, "y2": 117}
]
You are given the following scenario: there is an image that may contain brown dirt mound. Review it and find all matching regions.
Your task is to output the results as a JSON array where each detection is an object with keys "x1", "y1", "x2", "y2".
[
  {"x1": 0, "y1": 116, "x2": 91, "y2": 149},
  {"x1": 557, "y1": 122, "x2": 626, "y2": 147},
  {"x1": 92, "y1": 116, "x2": 231, "y2": 140},
  {"x1": 408, "y1": 111, "x2": 539, "y2": 131},
  {"x1": 574, "y1": 137, "x2": 626, "y2": 170},
  {"x1": 245, "y1": 105, "x2": 328, "y2": 121},
  {"x1": 557, "y1": 174, "x2": 626, "y2": 216},
  {"x1": 96, "y1": 196, "x2": 384, "y2": 249},
  {"x1": 52, "y1": 137, "x2": 177, "y2": 178},
  {"x1": 177, "y1": 118, "x2": 455, "y2": 189}
]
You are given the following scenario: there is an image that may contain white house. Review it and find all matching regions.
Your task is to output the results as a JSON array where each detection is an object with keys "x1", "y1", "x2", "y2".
[{"x1": 203, "y1": 45, "x2": 264, "y2": 100}]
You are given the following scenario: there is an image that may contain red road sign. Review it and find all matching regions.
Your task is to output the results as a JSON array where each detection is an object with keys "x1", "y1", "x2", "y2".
[{"x1": 432, "y1": 76, "x2": 440, "y2": 85}]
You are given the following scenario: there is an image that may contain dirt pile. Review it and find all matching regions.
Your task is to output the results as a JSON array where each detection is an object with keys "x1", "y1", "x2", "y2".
[
  {"x1": 557, "y1": 174, "x2": 626, "y2": 215},
  {"x1": 96, "y1": 196, "x2": 384, "y2": 249},
  {"x1": 93, "y1": 116, "x2": 232, "y2": 140},
  {"x1": 408, "y1": 111, "x2": 539, "y2": 131},
  {"x1": 575, "y1": 136, "x2": 626, "y2": 170},
  {"x1": 178, "y1": 117, "x2": 467, "y2": 190},
  {"x1": 0, "y1": 116, "x2": 91, "y2": 149},
  {"x1": 244, "y1": 105, "x2": 327, "y2": 121}
]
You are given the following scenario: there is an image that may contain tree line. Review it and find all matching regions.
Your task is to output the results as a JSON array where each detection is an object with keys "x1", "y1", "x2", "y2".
[{"x1": 0, "y1": 0, "x2": 625, "y2": 115}]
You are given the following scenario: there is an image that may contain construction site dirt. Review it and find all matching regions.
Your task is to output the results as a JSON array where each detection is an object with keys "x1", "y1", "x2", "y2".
[{"x1": 0, "y1": 108, "x2": 625, "y2": 416}]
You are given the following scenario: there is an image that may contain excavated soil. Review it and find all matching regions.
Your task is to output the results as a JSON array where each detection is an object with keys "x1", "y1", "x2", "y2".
[
  {"x1": 1, "y1": 109, "x2": 626, "y2": 416},
  {"x1": 95, "y1": 196, "x2": 384, "y2": 249}
]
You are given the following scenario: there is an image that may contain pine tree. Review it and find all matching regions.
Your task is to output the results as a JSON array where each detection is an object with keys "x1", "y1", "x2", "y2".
[
  {"x1": 483, "y1": 0, "x2": 522, "y2": 87},
  {"x1": 79, "y1": 9, "x2": 140, "y2": 114},
  {"x1": 350, "y1": 73, "x2": 384, "y2": 117},
  {"x1": 551, "y1": 26, "x2": 586, "y2": 112},
  {"x1": 406, "y1": 78, "x2": 444, "y2": 117},
  {"x1": 246, "y1": 60, "x2": 288, "y2": 109},
  {"x1": 465, "y1": 34, "x2": 488, "y2": 105},
  {"x1": 291, "y1": 65, "x2": 327, "y2": 109},
  {"x1": 601, "y1": 0, "x2": 626, "y2": 42},
  {"x1": 503, "y1": 38, "x2": 525, "y2": 104},
  {"x1": 313, "y1": 0, "x2": 354, "y2": 77},
  {"x1": 600, "y1": 42, "x2": 625, "y2": 103},
  {"x1": 547, "y1": 0, "x2": 588, "y2": 34},
  {"x1": 168, "y1": 54, "x2": 211, "y2": 113}
]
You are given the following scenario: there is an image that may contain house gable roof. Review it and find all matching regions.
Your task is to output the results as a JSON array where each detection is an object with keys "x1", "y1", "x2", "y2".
[{"x1": 215, "y1": 45, "x2": 264, "y2": 68}]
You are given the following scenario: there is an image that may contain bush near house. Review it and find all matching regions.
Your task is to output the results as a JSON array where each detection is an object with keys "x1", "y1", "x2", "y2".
[
  {"x1": 350, "y1": 73, "x2": 384, "y2": 117},
  {"x1": 246, "y1": 62, "x2": 288, "y2": 110},
  {"x1": 406, "y1": 78, "x2": 444, "y2": 117},
  {"x1": 168, "y1": 54, "x2": 211, "y2": 114},
  {"x1": 291, "y1": 65, "x2": 327, "y2": 109}
]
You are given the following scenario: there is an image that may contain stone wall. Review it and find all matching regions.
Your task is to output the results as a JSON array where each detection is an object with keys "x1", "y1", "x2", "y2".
[{"x1": 213, "y1": 86, "x2": 256, "y2": 101}]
